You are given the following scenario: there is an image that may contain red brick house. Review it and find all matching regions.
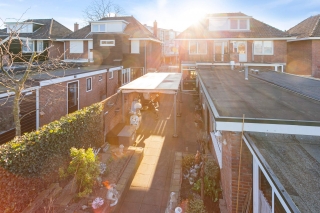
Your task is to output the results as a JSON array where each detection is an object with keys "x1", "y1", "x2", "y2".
[
  {"x1": 176, "y1": 13, "x2": 293, "y2": 90},
  {"x1": 0, "y1": 19, "x2": 72, "y2": 61},
  {"x1": 197, "y1": 67, "x2": 320, "y2": 213},
  {"x1": 287, "y1": 14, "x2": 320, "y2": 77},
  {"x1": 59, "y1": 16, "x2": 162, "y2": 85}
]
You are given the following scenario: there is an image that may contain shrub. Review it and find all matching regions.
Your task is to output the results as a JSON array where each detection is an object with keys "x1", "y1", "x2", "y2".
[
  {"x1": 66, "y1": 147, "x2": 100, "y2": 198},
  {"x1": 182, "y1": 154, "x2": 195, "y2": 170},
  {"x1": 0, "y1": 102, "x2": 104, "y2": 213},
  {"x1": 188, "y1": 197, "x2": 207, "y2": 213},
  {"x1": 204, "y1": 159, "x2": 219, "y2": 180}
]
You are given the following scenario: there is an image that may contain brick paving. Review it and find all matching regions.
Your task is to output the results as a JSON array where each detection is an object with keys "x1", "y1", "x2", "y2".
[{"x1": 118, "y1": 92, "x2": 201, "y2": 213}]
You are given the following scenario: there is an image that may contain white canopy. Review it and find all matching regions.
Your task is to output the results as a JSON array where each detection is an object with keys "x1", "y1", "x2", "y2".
[{"x1": 120, "y1": 72, "x2": 182, "y2": 94}]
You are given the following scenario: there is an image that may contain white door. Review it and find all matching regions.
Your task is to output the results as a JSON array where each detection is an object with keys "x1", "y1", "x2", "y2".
[
  {"x1": 88, "y1": 41, "x2": 93, "y2": 62},
  {"x1": 237, "y1": 41, "x2": 247, "y2": 62}
]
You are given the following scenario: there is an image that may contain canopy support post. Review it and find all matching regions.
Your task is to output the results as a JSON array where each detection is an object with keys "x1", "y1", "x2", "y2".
[
  {"x1": 177, "y1": 87, "x2": 181, "y2": 117},
  {"x1": 173, "y1": 92, "x2": 178, "y2": 138},
  {"x1": 122, "y1": 91, "x2": 125, "y2": 123}
]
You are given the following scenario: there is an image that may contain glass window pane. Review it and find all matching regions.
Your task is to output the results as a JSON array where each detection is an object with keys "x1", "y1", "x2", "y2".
[
  {"x1": 239, "y1": 20, "x2": 247, "y2": 29},
  {"x1": 263, "y1": 41, "x2": 273, "y2": 54},
  {"x1": 230, "y1": 19, "x2": 238, "y2": 29},
  {"x1": 274, "y1": 194, "x2": 286, "y2": 213},
  {"x1": 100, "y1": 24, "x2": 105, "y2": 32},
  {"x1": 92, "y1": 25, "x2": 99, "y2": 32},
  {"x1": 210, "y1": 19, "x2": 228, "y2": 30},
  {"x1": 189, "y1": 41, "x2": 197, "y2": 54},
  {"x1": 254, "y1": 41, "x2": 263, "y2": 55},
  {"x1": 198, "y1": 41, "x2": 207, "y2": 54}
]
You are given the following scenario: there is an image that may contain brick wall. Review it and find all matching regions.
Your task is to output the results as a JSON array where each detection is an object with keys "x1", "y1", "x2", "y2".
[
  {"x1": 107, "y1": 70, "x2": 120, "y2": 97},
  {"x1": 251, "y1": 40, "x2": 287, "y2": 63},
  {"x1": 312, "y1": 40, "x2": 320, "y2": 78},
  {"x1": 48, "y1": 41, "x2": 64, "y2": 59},
  {"x1": 39, "y1": 82, "x2": 67, "y2": 126},
  {"x1": 39, "y1": 72, "x2": 108, "y2": 127},
  {"x1": 220, "y1": 131, "x2": 253, "y2": 213},
  {"x1": 287, "y1": 40, "x2": 312, "y2": 75},
  {"x1": 102, "y1": 92, "x2": 137, "y2": 139},
  {"x1": 65, "y1": 41, "x2": 89, "y2": 60}
]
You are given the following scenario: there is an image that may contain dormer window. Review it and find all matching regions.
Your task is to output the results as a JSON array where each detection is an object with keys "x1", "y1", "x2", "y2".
[
  {"x1": 91, "y1": 20, "x2": 128, "y2": 33},
  {"x1": 209, "y1": 18, "x2": 250, "y2": 31},
  {"x1": 92, "y1": 24, "x2": 106, "y2": 32}
]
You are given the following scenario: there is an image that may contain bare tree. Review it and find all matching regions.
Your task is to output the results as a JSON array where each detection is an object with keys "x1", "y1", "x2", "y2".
[
  {"x1": 0, "y1": 18, "x2": 68, "y2": 137},
  {"x1": 83, "y1": 0, "x2": 125, "y2": 22}
]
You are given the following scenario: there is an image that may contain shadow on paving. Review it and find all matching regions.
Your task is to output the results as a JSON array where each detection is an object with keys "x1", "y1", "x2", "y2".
[{"x1": 118, "y1": 93, "x2": 202, "y2": 213}]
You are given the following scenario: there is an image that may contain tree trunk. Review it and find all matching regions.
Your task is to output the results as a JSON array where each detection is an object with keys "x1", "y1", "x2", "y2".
[{"x1": 13, "y1": 86, "x2": 22, "y2": 136}]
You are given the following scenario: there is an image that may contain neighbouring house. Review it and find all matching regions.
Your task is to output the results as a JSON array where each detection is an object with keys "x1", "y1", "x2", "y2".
[
  {"x1": 195, "y1": 66, "x2": 320, "y2": 213},
  {"x1": 176, "y1": 13, "x2": 294, "y2": 91},
  {"x1": 0, "y1": 19, "x2": 72, "y2": 62},
  {"x1": 59, "y1": 16, "x2": 162, "y2": 85},
  {"x1": 0, "y1": 65, "x2": 122, "y2": 144},
  {"x1": 145, "y1": 21, "x2": 180, "y2": 65},
  {"x1": 287, "y1": 14, "x2": 320, "y2": 77}
]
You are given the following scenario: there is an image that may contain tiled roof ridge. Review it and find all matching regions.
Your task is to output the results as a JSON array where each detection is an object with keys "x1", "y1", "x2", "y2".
[
  {"x1": 310, "y1": 16, "x2": 320, "y2": 37},
  {"x1": 287, "y1": 14, "x2": 320, "y2": 35}
]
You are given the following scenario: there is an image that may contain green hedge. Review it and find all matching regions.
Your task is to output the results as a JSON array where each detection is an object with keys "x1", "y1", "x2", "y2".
[{"x1": 0, "y1": 102, "x2": 104, "y2": 176}]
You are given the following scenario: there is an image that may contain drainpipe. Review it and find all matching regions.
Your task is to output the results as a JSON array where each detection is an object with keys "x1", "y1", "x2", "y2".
[
  {"x1": 145, "y1": 41, "x2": 147, "y2": 73},
  {"x1": 36, "y1": 87, "x2": 40, "y2": 130}
]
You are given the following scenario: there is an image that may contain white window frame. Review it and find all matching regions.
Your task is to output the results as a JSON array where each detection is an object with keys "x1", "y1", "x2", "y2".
[
  {"x1": 229, "y1": 19, "x2": 249, "y2": 31},
  {"x1": 100, "y1": 40, "x2": 115, "y2": 46},
  {"x1": 122, "y1": 68, "x2": 130, "y2": 85},
  {"x1": 37, "y1": 40, "x2": 43, "y2": 52},
  {"x1": 108, "y1": 70, "x2": 114, "y2": 79},
  {"x1": 131, "y1": 40, "x2": 140, "y2": 54},
  {"x1": 91, "y1": 24, "x2": 106, "y2": 32},
  {"x1": 254, "y1": 41, "x2": 274, "y2": 55},
  {"x1": 70, "y1": 40, "x2": 84, "y2": 53},
  {"x1": 189, "y1": 41, "x2": 207, "y2": 55},
  {"x1": 22, "y1": 40, "x2": 34, "y2": 53},
  {"x1": 86, "y1": 77, "x2": 92, "y2": 92}
]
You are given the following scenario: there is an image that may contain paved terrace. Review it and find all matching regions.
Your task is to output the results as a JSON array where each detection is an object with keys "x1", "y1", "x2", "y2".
[
  {"x1": 198, "y1": 67, "x2": 320, "y2": 121},
  {"x1": 118, "y1": 93, "x2": 201, "y2": 212}
]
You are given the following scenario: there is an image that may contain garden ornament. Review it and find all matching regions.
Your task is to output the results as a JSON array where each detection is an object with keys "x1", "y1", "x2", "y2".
[{"x1": 106, "y1": 184, "x2": 119, "y2": 207}]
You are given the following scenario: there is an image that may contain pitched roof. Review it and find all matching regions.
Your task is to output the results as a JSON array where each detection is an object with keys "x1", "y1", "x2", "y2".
[
  {"x1": 288, "y1": 14, "x2": 320, "y2": 38},
  {"x1": 177, "y1": 13, "x2": 289, "y2": 39},
  {"x1": 64, "y1": 16, "x2": 159, "y2": 41},
  {"x1": 3, "y1": 19, "x2": 72, "y2": 40}
]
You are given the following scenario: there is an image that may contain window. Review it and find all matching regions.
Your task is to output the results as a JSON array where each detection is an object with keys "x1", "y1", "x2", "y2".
[
  {"x1": 22, "y1": 40, "x2": 34, "y2": 53},
  {"x1": 229, "y1": 19, "x2": 249, "y2": 30},
  {"x1": 131, "y1": 40, "x2": 140, "y2": 54},
  {"x1": 70, "y1": 41, "x2": 84, "y2": 53},
  {"x1": 99, "y1": 75, "x2": 103, "y2": 81},
  {"x1": 239, "y1": 20, "x2": 247, "y2": 29},
  {"x1": 86, "y1": 77, "x2": 92, "y2": 92},
  {"x1": 209, "y1": 18, "x2": 228, "y2": 31},
  {"x1": 100, "y1": 40, "x2": 115, "y2": 46},
  {"x1": 92, "y1": 24, "x2": 106, "y2": 32},
  {"x1": 254, "y1": 41, "x2": 273, "y2": 55},
  {"x1": 122, "y1": 68, "x2": 130, "y2": 85},
  {"x1": 230, "y1": 19, "x2": 238, "y2": 29},
  {"x1": 189, "y1": 41, "x2": 207, "y2": 54},
  {"x1": 108, "y1": 70, "x2": 113, "y2": 79},
  {"x1": 37, "y1": 40, "x2": 43, "y2": 52}
]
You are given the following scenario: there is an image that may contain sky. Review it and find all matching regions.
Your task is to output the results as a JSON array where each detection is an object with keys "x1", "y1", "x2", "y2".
[{"x1": 0, "y1": 0, "x2": 320, "y2": 32}]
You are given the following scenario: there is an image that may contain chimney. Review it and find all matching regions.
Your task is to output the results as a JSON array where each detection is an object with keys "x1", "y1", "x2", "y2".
[
  {"x1": 153, "y1": 20, "x2": 158, "y2": 38},
  {"x1": 74, "y1": 22, "x2": 79, "y2": 32}
]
